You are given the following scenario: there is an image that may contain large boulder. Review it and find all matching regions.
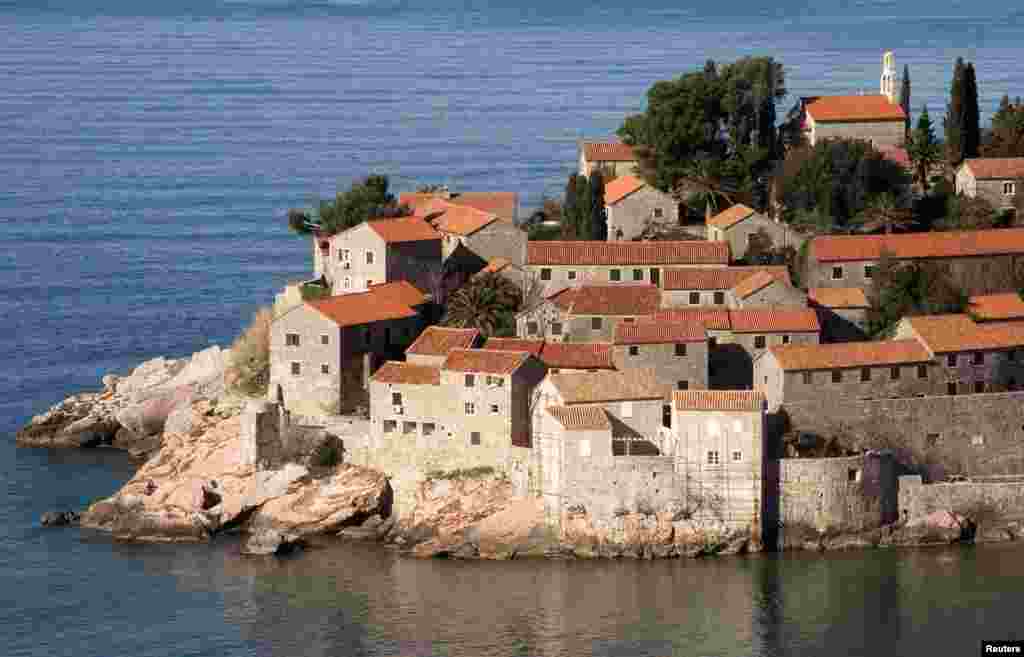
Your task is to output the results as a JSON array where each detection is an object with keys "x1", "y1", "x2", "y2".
[
  {"x1": 115, "y1": 386, "x2": 196, "y2": 437},
  {"x1": 115, "y1": 356, "x2": 187, "y2": 400}
]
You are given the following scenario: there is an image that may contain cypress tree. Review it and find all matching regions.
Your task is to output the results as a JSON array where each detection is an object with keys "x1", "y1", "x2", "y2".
[
  {"x1": 563, "y1": 174, "x2": 578, "y2": 238},
  {"x1": 944, "y1": 57, "x2": 965, "y2": 166},
  {"x1": 899, "y1": 64, "x2": 912, "y2": 138},
  {"x1": 575, "y1": 175, "x2": 593, "y2": 240},
  {"x1": 589, "y1": 171, "x2": 608, "y2": 241},
  {"x1": 963, "y1": 62, "x2": 981, "y2": 159}
]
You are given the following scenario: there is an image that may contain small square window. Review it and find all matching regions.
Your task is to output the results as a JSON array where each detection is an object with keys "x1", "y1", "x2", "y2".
[
  {"x1": 633, "y1": 269, "x2": 643, "y2": 281},
  {"x1": 286, "y1": 333, "x2": 300, "y2": 347},
  {"x1": 831, "y1": 266, "x2": 844, "y2": 280},
  {"x1": 917, "y1": 364, "x2": 928, "y2": 379},
  {"x1": 422, "y1": 422, "x2": 435, "y2": 436},
  {"x1": 592, "y1": 317, "x2": 603, "y2": 330},
  {"x1": 947, "y1": 354, "x2": 957, "y2": 367},
  {"x1": 629, "y1": 345, "x2": 639, "y2": 356},
  {"x1": 713, "y1": 291, "x2": 725, "y2": 305},
  {"x1": 465, "y1": 374, "x2": 475, "y2": 387},
  {"x1": 365, "y1": 251, "x2": 375, "y2": 264},
  {"x1": 847, "y1": 468, "x2": 861, "y2": 483},
  {"x1": 1004, "y1": 181, "x2": 1016, "y2": 195},
  {"x1": 677, "y1": 380, "x2": 689, "y2": 390},
  {"x1": 860, "y1": 367, "x2": 871, "y2": 382},
  {"x1": 832, "y1": 370, "x2": 842, "y2": 383},
  {"x1": 707, "y1": 450, "x2": 720, "y2": 465},
  {"x1": 781, "y1": 335, "x2": 790, "y2": 345},
  {"x1": 974, "y1": 381, "x2": 985, "y2": 393},
  {"x1": 383, "y1": 420, "x2": 397, "y2": 433},
  {"x1": 290, "y1": 362, "x2": 301, "y2": 376},
  {"x1": 465, "y1": 402, "x2": 475, "y2": 415},
  {"x1": 610, "y1": 269, "x2": 621, "y2": 282},
  {"x1": 391, "y1": 392, "x2": 402, "y2": 406},
  {"x1": 551, "y1": 322, "x2": 563, "y2": 335},
  {"x1": 341, "y1": 248, "x2": 350, "y2": 262},
  {"x1": 567, "y1": 270, "x2": 577, "y2": 280},
  {"x1": 527, "y1": 321, "x2": 539, "y2": 335},
  {"x1": 890, "y1": 366, "x2": 901, "y2": 380},
  {"x1": 802, "y1": 372, "x2": 813, "y2": 385},
  {"x1": 675, "y1": 343, "x2": 687, "y2": 357},
  {"x1": 490, "y1": 403, "x2": 500, "y2": 414},
  {"x1": 973, "y1": 352, "x2": 984, "y2": 365},
  {"x1": 622, "y1": 317, "x2": 635, "y2": 323},
  {"x1": 689, "y1": 292, "x2": 701, "y2": 305},
  {"x1": 926, "y1": 433, "x2": 939, "y2": 447},
  {"x1": 732, "y1": 450, "x2": 742, "y2": 462},
  {"x1": 653, "y1": 207, "x2": 664, "y2": 218},
  {"x1": 403, "y1": 421, "x2": 417, "y2": 435},
  {"x1": 754, "y1": 335, "x2": 766, "y2": 349},
  {"x1": 948, "y1": 382, "x2": 958, "y2": 395},
  {"x1": 864, "y1": 265, "x2": 875, "y2": 279},
  {"x1": 540, "y1": 268, "x2": 552, "y2": 281},
  {"x1": 470, "y1": 432, "x2": 481, "y2": 446},
  {"x1": 321, "y1": 363, "x2": 330, "y2": 375},
  {"x1": 320, "y1": 334, "x2": 329, "y2": 345}
]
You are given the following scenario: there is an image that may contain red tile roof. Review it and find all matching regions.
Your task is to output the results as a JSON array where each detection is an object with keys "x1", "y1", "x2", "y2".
[
  {"x1": 549, "y1": 284, "x2": 661, "y2": 316},
  {"x1": 365, "y1": 216, "x2": 442, "y2": 243},
  {"x1": 614, "y1": 320, "x2": 706, "y2": 345},
  {"x1": 424, "y1": 198, "x2": 499, "y2": 236},
  {"x1": 731, "y1": 270, "x2": 778, "y2": 300},
  {"x1": 968, "y1": 293, "x2": 1024, "y2": 321},
  {"x1": 902, "y1": 314, "x2": 1024, "y2": 353},
  {"x1": 527, "y1": 241, "x2": 729, "y2": 266},
  {"x1": 653, "y1": 308, "x2": 732, "y2": 331},
  {"x1": 482, "y1": 338, "x2": 614, "y2": 370},
  {"x1": 367, "y1": 280, "x2": 429, "y2": 308},
  {"x1": 371, "y1": 361, "x2": 440, "y2": 385},
  {"x1": 664, "y1": 266, "x2": 791, "y2": 291},
  {"x1": 604, "y1": 175, "x2": 646, "y2": 205},
  {"x1": 442, "y1": 348, "x2": 532, "y2": 374},
  {"x1": 728, "y1": 308, "x2": 821, "y2": 334},
  {"x1": 804, "y1": 95, "x2": 906, "y2": 123},
  {"x1": 811, "y1": 228, "x2": 1024, "y2": 263},
  {"x1": 405, "y1": 326, "x2": 480, "y2": 357},
  {"x1": 582, "y1": 141, "x2": 636, "y2": 162},
  {"x1": 450, "y1": 192, "x2": 518, "y2": 222},
  {"x1": 963, "y1": 157, "x2": 1024, "y2": 180},
  {"x1": 707, "y1": 204, "x2": 756, "y2": 229},
  {"x1": 767, "y1": 339, "x2": 932, "y2": 371},
  {"x1": 808, "y1": 287, "x2": 870, "y2": 309},
  {"x1": 546, "y1": 405, "x2": 612, "y2": 431},
  {"x1": 673, "y1": 390, "x2": 765, "y2": 412},
  {"x1": 305, "y1": 282, "x2": 425, "y2": 328},
  {"x1": 398, "y1": 192, "x2": 444, "y2": 213},
  {"x1": 549, "y1": 368, "x2": 666, "y2": 403}
]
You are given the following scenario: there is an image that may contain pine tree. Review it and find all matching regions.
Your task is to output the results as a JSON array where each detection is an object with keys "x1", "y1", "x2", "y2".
[
  {"x1": 588, "y1": 171, "x2": 608, "y2": 241},
  {"x1": 906, "y1": 104, "x2": 942, "y2": 193},
  {"x1": 899, "y1": 64, "x2": 912, "y2": 138},
  {"x1": 963, "y1": 62, "x2": 981, "y2": 159},
  {"x1": 944, "y1": 57, "x2": 965, "y2": 166}
]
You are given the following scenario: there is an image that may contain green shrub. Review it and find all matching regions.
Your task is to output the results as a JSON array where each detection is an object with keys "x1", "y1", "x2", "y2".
[
  {"x1": 225, "y1": 307, "x2": 272, "y2": 396},
  {"x1": 300, "y1": 283, "x2": 330, "y2": 301},
  {"x1": 425, "y1": 466, "x2": 496, "y2": 480},
  {"x1": 313, "y1": 442, "x2": 341, "y2": 468}
]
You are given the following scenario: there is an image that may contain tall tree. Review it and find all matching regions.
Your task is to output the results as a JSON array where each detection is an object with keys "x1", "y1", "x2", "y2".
[
  {"x1": 562, "y1": 174, "x2": 579, "y2": 239},
  {"x1": 944, "y1": 57, "x2": 966, "y2": 166},
  {"x1": 983, "y1": 95, "x2": 1024, "y2": 157},
  {"x1": 962, "y1": 62, "x2": 981, "y2": 160},
  {"x1": 899, "y1": 64, "x2": 912, "y2": 138},
  {"x1": 574, "y1": 175, "x2": 594, "y2": 239},
  {"x1": 906, "y1": 104, "x2": 942, "y2": 192},
  {"x1": 588, "y1": 171, "x2": 608, "y2": 241},
  {"x1": 442, "y1": 272, "x2": 522, "y2": 337},
  {"x1": 288, "y1": 175, "x2": 401, "y2": 235}
]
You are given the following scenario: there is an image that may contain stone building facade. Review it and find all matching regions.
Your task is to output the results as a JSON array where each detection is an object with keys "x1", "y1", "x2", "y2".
[
  {"x1": 661, "y1": 266, "x2": 791, "y2": 308},
  {"x1": 481, "y1": 338, "x2": 615, "y2": 372},
  {"x1": 705, "y1": 204, "x2": 807, "y2": 261},
  {"x1": 604, "y1": 176, "x2": 679, "y2": 241},
  {"x1": 516, "y1": 283, "x2": 662, "y2": 342},
  {"x1": 955, "y1": 158, "x2": 1024, "y2": 212},
  {"x1": 578, "y1": 141, "x2": 637, "y2": 178},
  {"x1": 612, "y1": 321, "x2": 709, "y2": 392}
]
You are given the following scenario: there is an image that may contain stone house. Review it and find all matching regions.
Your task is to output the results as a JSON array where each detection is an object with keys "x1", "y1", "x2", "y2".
[
  {"x1": 955, "y1": 158, "x2": 1024, "y2": 213},
  {"x1": 315, "y1": 216, "x2": 443, "y2": 296},
  {"x1": 404, "y1": 326, "x2": 481, "y2": 367},
  {"x1": 807, "y1": 287, "x2": 870, "y2": 341},
  {"x1": 418, "y1": 197, "x2": 527, "y2": 266},
  {"x1": 800, "y1": 94, "x2": 906, "y2": 148},
  {"x1": 269, "y1": 281, "x2": 428, "y2": 416},
  {"x1": 481, "y1": 337, "x2": 615, "y2": 372},
  {"x1": 804, "y1": 228, "x2": 1024, "y2": 294},
  {"x1": 526, "y1": 240, "x2": 730, "y2": 294},
  {"x1": 516, "y1": 283, "x2": 662, "y2": 342},
  {"x1": 604, "y1": 175, "x2": 679, "y2": 241},
  {"x1": 729, "y1": 271, "x2": 807, "y2": 308},
  {"x1": 578, "y1": 141, "x2": 637, "y2": 178},
  {"x1": 662, "y1": 266, "x2": 791, "y2": 308},
  {"x1": 968, "y1": 292, "x2": 1024, "y2": 323},
  {"x1": 705, "y1": 204, "x2": 805, "y2": 261},
  {"x1": 612, "y1": 320, "x2": 709, "y2": 392}
]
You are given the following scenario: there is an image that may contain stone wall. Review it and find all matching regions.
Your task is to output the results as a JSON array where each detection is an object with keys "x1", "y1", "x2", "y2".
[
  {"x1": 612, "y1": 340, "x2": 708, "y2": 391},
  {"x1": 465, "y1": 220, "x2": 527, "y2": 266},
  {"x1": 607, "y1": 186, "x2": 679, "y2": 241},
  {"x1": 736, "y1": 282, "x2": 807, "y2": 308},
  {"x1": 898, "y1": 474, "x2": 1024, "y2": 524},
  {"x1": 808, "y1": 118, "x2": 904, "y2": 148},
  {"x1": 715, "y1": 215, "x2": 807, "y2": 262},
  {"x1": 806, "y1": 254, "x2": 1024, "y2": 296}
]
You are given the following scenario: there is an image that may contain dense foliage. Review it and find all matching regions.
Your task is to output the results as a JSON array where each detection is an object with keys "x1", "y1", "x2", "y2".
[
  {"x1": 982, "y1": 95, "x2": 1024, "y2": 157},
  {"x1": 867, "y1": 255, "x2": 966, "y2": 337},
  {"x1": 225, "y1": 307, "x2": 273, "y2": 396},
  {"x1": 441, "y1": 272, "x2": 522, "y2": 337},
  {"x1": 557, "y1": 173, "x2": 606, "y2": 240},
  {"x1": 905, "y1": 105, "x2": 942, "y2": 193},
  {"x1": 944, "y1": 58, "x2": 981, "y2": 167},
  {"x1": 288, "y1": 175, "x2": 408, "y2": 235}
]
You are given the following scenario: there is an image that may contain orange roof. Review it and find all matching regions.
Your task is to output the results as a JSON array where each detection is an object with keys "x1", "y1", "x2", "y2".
[
  {"x1": 527, "y1": 241, "x2": 729, "y2": 266},
  {"x1": 546, "y1": 405, "x2": 612, "y2": 431},
  {"x1": 450, "y1": 192, "x2": 518, "y2": 221},
  {"x1": 442, "y1": 348, "x2": 531, "y2": 374},
  {"x1": 731, "y1": 270, "x2": 778, "y2": 300},
  {"x1": 728, "y1": 308, "x2": 821, "y2": 334},
  {"x1": 604, "y1": 175, "x2": 646, "y2": 205},
  {"x1": 365, "y1": 216, "x2": 441, "y2": 243},
  {"x1": 963, "y1": 157, "x2": 1024, "y2": 180},
  {"x1": 968, "y1": 293, "x2": 1024, "y2": 321},
  {"x1": 811, "y1": 228, "x2": 1024, "y2": 263},
  {"x1": 367, "y1": 280, "x2": 429, "y2": 308},
  {"x1": 549, "y1": 368, "x2": 666, "y2": 404},
  {"x1": 654, "y1": 308, "x2": 732, "y2": 331},
  {"x1": 549, "y1": 284, "x2": 661, "y2": 316},
  {"x1": 674, "y1": 390, "x2": 765, "y2": 412},
  {"x1": 707, "y1": 204, "x2": 756, "y2": 229},
  {"x1": 808, "y1": 287, "x2": 870, "y2": 309},
  {"x1": 614, "y1": 320, "x2": 706, "y2": 345},
  {"x1": 664, "y1": 266, "x2": 790, "y2": 291},
  {"x1": 304, "y1": 283, "x2": 424, "y2": 328},
  {"x1": 803, "y1": 95, "x2": 906, "y2": 123},
  {"x1": 482, "y1": 338, "x2": 614, "y2": 370},
  {"x1": 371, "y1": 361, "x2": 440, "y2": 385},
  {"x1": 405, "y1": 326, "x2": 480, "y2": 357},
  {"x1": 582, "y1": 141, "x2": 636, "y2": 162},
  {"x1": 398, "y1": 192, "x2": 445, "y2": 213},
  {"x1": 902, "y1": 314, "x2": 1024, "y2": 353},
  {"x1": 767, "y1": 339, "x2": 932, "y2": 371},
  {"x1": 425, "y1": 198, "x2": 499, "y2": 236}
]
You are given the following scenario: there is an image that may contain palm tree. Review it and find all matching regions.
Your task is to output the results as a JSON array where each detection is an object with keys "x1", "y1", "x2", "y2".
[
  {"x1": 441, "y1": 273, "x2": 521, "y2": 337},
  {"x1": 851, "y1": 193, "x2": 915, "y2": 234}
]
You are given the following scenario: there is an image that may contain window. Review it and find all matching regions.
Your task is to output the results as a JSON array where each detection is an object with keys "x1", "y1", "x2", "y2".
[
  {"x1": 343, "y1": 277, "x2": 351, "y2": 289},
  {"x1": 653, "y1": 207, "x2": 663, "y2": 218},
  {"x1": 948, "y1": 382, "x2": 958, "y2": 395},
  {"x1": 629, "y1": 345, "x2": 639, "y2": 356},
  {"x1": 567, "y1": 270, "x2": 577, "y2": 280},
  {"x1": 973, "y1": 352, "x2": 984, "y2": 365},
  {"x1": 708, "y1": 337, "x2": 717, "y2": 348},
  {"x1": 320, "y1": 334, "x2": 329, "y2": 345},
  {"x1": 622, "y1": 317, "x2": 635, "y2": 323},
  {"x1": 487, "y1": 375, "x2": 505, "y2": 387},
  {"x1": 864, "y1": 265, "x2": 875, "y2": 279},
  {"x1": 861, "y1": 367, "x2": 871, "y2": 382},
  {"x1": 470, "y1": 432, "x2": 481, "y2": 446},
  {"x1": 341, "y1": 248, "x2": 350, "y2": 262},
  {"x1": 677, "y1": 380, "x2": 689, "y2": 391},
  {"x1": 633, "y1": 268, "x2": 643, "y2": 281},
  {"x1": 286, "y1": 333, "x2": 300, "y2": 347},
  {"x1": 917, "y1": 364, "x2": 928, "y2": 379},
  {"x1": 782, "y1": 335, "x2": 791, "y2": 345},
  {"x1": 947, "y1": 354, "x2": 957, "y2": 367},
  {"x1": 592, "y1": 317, "x2": 603, "y2": 330},
  {"x1": 802, "y1": 372, "x2": 813, "y2": 385},
  {"x1": 621, "y1": 401, "x2": 633, "y2": 418},
  {"x1": 754, "y1": 335, "x2": 766, "y2": 349},
  {"x1": 540, "y1": 268, "x2": 552, "y2": 281},
  {"x1": 832, "y1": 370, "x2": 842, "y2": 383},
  {"x1": 974, "y1": 381, "x2": 985, "y2": 393},
  {"x1": 662, "y1": 404, "x2": 672, "y2": 428},
  {"x1": 365, "y1": 250, "x2": 375, "y2": 264},
  {"x1": 926, "y1": 433, "x2": 939, "y2": 447},
  {"x1": 675, "y1": 343, "x2": 687, "y2": 357},
  {"x1": 403, "y1": 421, "x2": 417, "y2": 435},
  {"x1": 579, "y1": 438, "x2": 591, "y2": 457},
  {"x1": 423, "y1": 423, "x2": 435, "y2": 436},
  {"x1": 464, "y1": 402, "x2": 475, "y2": 415},
  {"x1": 831, "y1": 266, "x2": 844, "y2": 281},
  {"x1": 490, "y1": 403, "x2": 500, "y2": 415},
  {"x1": 383, "y1": 420, "x2": 396, "y2": 433},
  {"x1": 321, "y1": 363, "x2": 330, "y2": 375},
  {"x1": 732, "y1": 450, "x2": 743, "y2": 462},
  {"x1": 551, "y1": 322, "x2": 563, "y2": 335},
  {"x1": 713, "y1": 291, "x2": 725, "y2": 305},
  {"x1": 391, "y1": 392, "x2": 402, "y2": 406},
  {"x1": 707, "y1": 450, "x2": 720, "y2": 465},
  {"x1": 890, "y1": 366, "x2": 901, "y2": 380},
  {"x1": 610, "y1": 269, "x2": 621, "y2": 281},
  {"x1": 290, "y1": 362, "x2": 301, "y2": 376},
  {"x1": 847, "y1": 468, "x2": 861, "y2": 483},
  {"x1": 689, "y1": 292, "x2": 701, "y2": 305},
  {"x1": 1004, "y1": 181, "x2": 1017, "y2": 195},
  {"x1": 464, "y1": 374, "x2": 475, "y2": 387},
  {"x1": 366, "y1": 279, "x2": 372, "y2": 286},
  {"x1": 527, "y1": 321, "x2": 539, "y2": 335}
]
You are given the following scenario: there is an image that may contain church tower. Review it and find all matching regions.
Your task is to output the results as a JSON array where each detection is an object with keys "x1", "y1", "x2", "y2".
[{"x1": 880, "y1": 51, "x2": 898, "y2": 104}]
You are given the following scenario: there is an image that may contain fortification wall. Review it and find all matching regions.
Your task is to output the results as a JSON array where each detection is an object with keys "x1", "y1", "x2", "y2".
[{"x1": 898, "y1": 475, "x2": 1024, "y2": 524}]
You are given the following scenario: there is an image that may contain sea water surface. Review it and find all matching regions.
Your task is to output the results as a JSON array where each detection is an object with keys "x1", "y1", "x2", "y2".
[{"x1": 3, "y1": 1, "x2": 1024, "y2": 655}]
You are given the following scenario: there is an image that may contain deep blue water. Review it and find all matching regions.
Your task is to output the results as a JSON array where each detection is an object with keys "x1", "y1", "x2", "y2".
[{"x1": 3, "y1": 1, "x2": 1024, "y2": 655}]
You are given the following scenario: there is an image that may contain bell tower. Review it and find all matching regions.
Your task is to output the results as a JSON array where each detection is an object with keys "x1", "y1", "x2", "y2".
[{"x1": 880, "y1": 51, "x2": 898, "y2": 104}]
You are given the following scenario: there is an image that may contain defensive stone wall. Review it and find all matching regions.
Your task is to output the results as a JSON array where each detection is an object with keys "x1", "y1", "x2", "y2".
[
  {"x1": 561, "y1": 456, "x2": 677, "y2": 522},
  {"x1": 898, "y1": 474, "x2": 1024, "y2": 524}
]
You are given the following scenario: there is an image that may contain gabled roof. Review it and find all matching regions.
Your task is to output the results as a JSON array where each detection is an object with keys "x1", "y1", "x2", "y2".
[
  {"x1": 549, "y1": 368, "x2": 666, "y2": 404},
  {"x1": 371, "y1": 361, "x2": 440, "y2": 385},
  {"x1": 442, "y1": 348, "x2": 532, "y2": 374},
  {"x1": 304, "y1": 282, "x2": 425, "y2": 328},
  {"x1": 707, "y1": 204, "x2": 756, "y2": 229},
  {"x1": 803, "y1": 95, "x2": 906, "y2": 123},
  {"x1": 482, "y1": 338, "x2": 615, "y2": 370},
  {"x1": 731, "y1": 270, "x2": 778, "y2": 300},
  {"x1": 614, "y1": 320, "x2": 706, "y2": 345},
  {"x1": 604, "y1": 175, "x2": 646, "y2": 205},
  {"x1": 581, "y1": 141, "x2": 636, "y2": 162},
  {"x1": 673, "y1": 390, "x2": 765, "y2": 412},
  {"x1": 549, "y1": 284, "x2": 661, "y2": 316},
  {"x1": 364, "y1": 216, "x2": 442, "y2": 243},
  {"x1": 728, "y1": 308, "x2": 821, "y2": 334},
  {"x1": 527, "y1": 241, "x2": 729, "y2": 266},
  {"x1": 767, "y1": 339, "x2": 932, "y2": 371},
  {"x1": 546, "y1": 405, "x2": 612, "y2": 431},
  {"x1": 654, "y1": 308, "x2": 732, "y2": 331},
  {"x1": 664, "y1": 266, "x2": 790, "y2": 291},
  {"x1": 405, "y1": 326, "x2": 480, "y2": 357},
  {"x1": 968, "y1": 293, "x2": 1024, "y2": 321},
  {"x1": 449, "y1": 192, "x2": 518, "y2": 222},
  {"x1": 808, "y1": 287, "x2": 870, "y2": 309},
  {"x1": 901, "y1": 314, "x2": 1024, "y2": 354},
  {"x1": 424, "y1": 198, "x2": 500, "y2": 236},
  {"x1": 962, "y1": 157, "x2": 1024, "y2": 180},
  {"x1": 811, "y1": 228, "x2": 1024, "y2": 262}
]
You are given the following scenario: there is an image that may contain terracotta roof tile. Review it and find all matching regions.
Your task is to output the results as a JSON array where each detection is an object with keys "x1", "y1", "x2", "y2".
[
  {"x1": 405, "y1": 326, "x2": 480, "y2": 357},
  {"x1": 731, "y1": 270, "x2": 778, "y2": 300},
  {"x1": 365, "y1": 216, "x2": 442, "y2": 243},
  {"x1": 767, "y1": 339, "x2": 931, "y2": 371},
  {"x1": 371, "y1": 361, "x2": 440, "y2": 385},
  {"x1": 673, "y1": 390, "x2": 765, "y2": 412},
  {"x1": 527, "y1": 241, "x2": 729, "y2": 266},
  {"x1": 550, "y1": 283, "x2": 661, "y2": 316},
  {"x1": 549, "y1": 368, "x2": 667, "y2": 404},
  {"x1": 442, "y1": 348, "x2": 531, "y2": 374},
  {"x1": 582, "y1": 141, "x2": 636, "y2": 162},
  {"x1": 728, "y1": 308, "x2": 820, "y2": 334},
  {"x1": 963, "y1": 157, "x2": 1024, "y2": 180},
  {"x1": 804, "y1": 95, "x2": 906, "y2": 123},
  {"x1": 424, "y1": 198, "x2": 499, "y2": 236},
  {"x1": 808, "y1": 287, "x2": 870, "y2": 309},
  {"x1": 482, "y1": 338, "x2": 614, "y2": 370},
  {"x1": 614, "y1": 320, "x2": 706, "y2": 345},
  {"x1": 903, "y1": 314, "x2": 1024, "y2": 353},
  {"x1": 546, "y1": 405, "x2": 612, "y2": 431},
  {"x1": 450, "y1": 192, "x2": 518, "y2": 222},
  {"x1": 604, "y1": 175, "x2": 646, "y2": 205},
  {"x1": 968, "y1": 293, "x2": 1024, "y2": 321},
  {"x1": 367, "y1": 281, "x2": 429, "y2": 308},
  {"x1": 707, "y1": 204, "x2": 756, "y2": 229},
  {"x1": 811, "y1": 228, "x2": 1024, "y2": 262},
  {"x1": 664, "y1": 266, "x2": 791, "y2": 291},
  {"x1": 304, "y1": 283, "x2": 424, "y2": 328},
  {"x1": 653, "y1": 308, "x2": 732, "y2": 330},
  {"x1": 398, "y1": 192, "x2": 444, "y2": 213}
]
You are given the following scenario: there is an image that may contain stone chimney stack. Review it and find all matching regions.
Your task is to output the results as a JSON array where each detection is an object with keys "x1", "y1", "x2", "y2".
[{"x1": 880, "y1": 51, "x2": 898, "y2": 104}]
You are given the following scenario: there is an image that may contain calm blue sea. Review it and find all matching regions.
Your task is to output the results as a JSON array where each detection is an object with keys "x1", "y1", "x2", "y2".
[{"x1": 3, "y1": 1, "x2": 1024, "y2": 655}]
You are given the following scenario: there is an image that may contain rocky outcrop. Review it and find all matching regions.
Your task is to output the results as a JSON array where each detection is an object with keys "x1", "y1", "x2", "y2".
[{"x1": 41, "y1": 511, "x2": 81, "y2": 527}]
